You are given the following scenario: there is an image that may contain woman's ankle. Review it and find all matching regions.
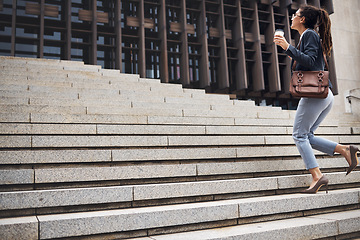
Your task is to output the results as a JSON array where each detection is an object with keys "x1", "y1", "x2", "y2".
[{"x1": 335, "y1": 144, "x2": 349, "y2": 156}]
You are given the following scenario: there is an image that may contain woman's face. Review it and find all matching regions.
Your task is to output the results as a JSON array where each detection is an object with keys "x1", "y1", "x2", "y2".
[{"x1": 291, "y1": 9, "x2": 304, "y2": 30}]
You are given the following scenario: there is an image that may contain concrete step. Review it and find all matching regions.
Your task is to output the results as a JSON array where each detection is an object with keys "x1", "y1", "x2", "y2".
[
  {"x1": 0, "y1": 98, "x2": 338, "y2": 121},
  {"x1": 0, "y1": 123, "x2": 204, "y2": 135},
  {"x1": 0, "y1": 95, "x2": 272, "y2": 113},
  {"x1": 0, "y1": 122, "x2": 348, "y2": 136},
  {"x1": 0, "y1": 145, "x2": 347, "y2": 168},
  {"x1": 1, "y1": 189, "x2": 359, "y2": 239},
  {"x1": 0, "y1": 96, "x2": 29, "y2": 105},
  {"x1": 129, "y1": 209, "x2": 360, "y2": 240},
  {"x1": 1, "y1": 172, "x2": 359, "y2": 211},
  {"x1": 0, "y1": 104, "x2": 87, "y2": 115},
  {"x1": 148, "y1": 115, "x2": 339, "y2": 126},
  {"x1": 29, "y1": 97, "x2": 132, "y2": 107},
  {"x1": 2, "y1": 134, "x2": 358, "y2": 148},
  {"x1": 0, "y1": 111, "x2": 340, "y2": 126},
  {"x1": 1, "y1": 155, "x2": 355, "y2": 186},
  {"x1": 0, "y1": 82, "x2": 149, "y2": 93},
  {"x1": 0, "y1": 104, "x2": 184, "y2": 117},
  {"x1": 164, "y1": 96, "x2": 234, "y2": 106},
  {"x1": 0, "y1": 69, "x2": 139, "y2": 84},
  {"x1": 0, "y1": 56, "x2": 83, "y2": 69},
  {"x1": 4, "y1": 139, "x2": 355, "y2": 163},
  {"x1": 0, "y1": 90, "x2": 80, "y2": 99},
  {"x1": 27, "y1": 95, "x2": 165, "y2": 105}
]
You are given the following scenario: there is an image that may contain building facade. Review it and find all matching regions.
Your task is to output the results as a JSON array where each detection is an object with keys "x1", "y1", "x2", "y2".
[{"x1": 0, "y1": 0, "x2": 337, "y2": 109}]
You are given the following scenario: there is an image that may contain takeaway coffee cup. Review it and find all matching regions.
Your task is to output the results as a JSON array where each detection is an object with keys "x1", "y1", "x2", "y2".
[{"x1": 274, "y1": 29, "x2": 284, "y2": 37}]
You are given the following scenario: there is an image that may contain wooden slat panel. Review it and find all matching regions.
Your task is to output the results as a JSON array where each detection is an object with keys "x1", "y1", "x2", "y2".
[
  {"x1": 44, "y1": 5, "x2": 59, "y2": 18},
  {"x1": 245, "y1": 32, "x2": 265, "y2": 44},
  {"x1": 126, "y1": 16, "x2": 140, "y2": 27},
  {"x1": 209, "y1": 27, "x2": 220, "y2": 38},
  {"x1": 78, "y1": 9, "x2": 92, "y2": 21},
  {"x1": 170, "y1": 22, "x2": 181, "y2": 32},
  {"x1": 25, "y1": 2, "x2": 59, "y2": 18},
  {"x1": 25, "y1": 2, "x2": 41, "y2": 15},
  {"x1": 0, "y1": 0, "x2": 3, "y2": 12},
  {"x1": 127, "y1": 16, "x2": 154, "y2": 29},
  {"x1": 79, "y1": 9, "x2": 109, "y2": 23},
  {"x1": 97, "y1": 12, "x2": 109, "y2": 23},
  {"x1": 144, "y1": 18, "x2": 155, "y2": 29},
  {"x1": 170, "y1": 22, "x2": 195, "y2": 34},
  {"x1": 225, "y1": 29, "x2": 232, "y2": 39},
  {"x1": 186, "y1": 24, "x2": 195, "y2": 34}
]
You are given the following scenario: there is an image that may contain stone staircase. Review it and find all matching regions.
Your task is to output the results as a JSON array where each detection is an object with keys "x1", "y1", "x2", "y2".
[{"x1": 0, "y1": 56, "x2": 359, "y2": 240}]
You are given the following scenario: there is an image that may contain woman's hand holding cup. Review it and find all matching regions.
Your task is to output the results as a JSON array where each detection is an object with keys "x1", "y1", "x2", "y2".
[{"x1": 273, "y1": 29, "x2": 289, "y2": 50}]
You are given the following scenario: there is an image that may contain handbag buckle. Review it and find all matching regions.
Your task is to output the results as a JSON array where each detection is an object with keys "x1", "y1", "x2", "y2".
[
  {"x1": 297, "y1": 72, "x2": 303, "y2": 83},
  {"x1": 318, "y1": 72, "x2": 324, "y2": 82}
]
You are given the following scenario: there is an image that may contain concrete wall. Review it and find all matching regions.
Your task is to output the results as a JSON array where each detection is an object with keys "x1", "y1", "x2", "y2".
[{"x1": 330, "y1": 0, "x2": 360, "y2": 118}]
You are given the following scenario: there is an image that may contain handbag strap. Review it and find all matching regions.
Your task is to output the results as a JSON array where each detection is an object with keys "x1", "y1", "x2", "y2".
[{"x1": 291, "y1": 38, "x2": 329, "y2": 71}]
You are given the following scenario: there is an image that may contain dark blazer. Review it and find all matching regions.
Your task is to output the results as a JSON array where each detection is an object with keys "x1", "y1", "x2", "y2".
[{"x1": 286, "y1": 29, "x2": 325, "y2": 71}]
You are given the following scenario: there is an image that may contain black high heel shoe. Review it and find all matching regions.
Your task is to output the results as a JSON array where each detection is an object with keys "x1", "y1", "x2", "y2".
[
  {"x1": 301, "y1": 175, "x2": 329, "y2": 194},
  {"x1": 346, "y1": 145, "x2": 359, "y2": 176}
]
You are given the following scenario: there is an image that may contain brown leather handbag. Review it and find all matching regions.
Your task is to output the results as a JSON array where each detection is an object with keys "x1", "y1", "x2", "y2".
[{"x1": 290, "y1": 53, "x2": 330, "y2": 99}]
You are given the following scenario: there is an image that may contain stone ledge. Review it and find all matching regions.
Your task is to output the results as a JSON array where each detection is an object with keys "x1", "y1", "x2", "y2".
[
  {"x1": 0, "y1": 123, "x2": 97, "y2": 135},
  {"x1": 0, "y1": 96, "x2": 29, "y2": 105},
  {"x1": 97, "y1": 124, "x2": 206, "y2": 135},
  {"x1": 0, "y1": 169, "x2": 34, "y2": 185},
  {"x1": 31, "y1": 135, "x2": 168, "y2": 148},
  {"x1": 164, "y1": 96, "x2": 234, "y2": 106},
  {"x1": 33, "y1": 190, "x2": 360, "y2": 239},
  {"x1": 131, "y1": 101, "x2": 211, "y2": 111},
  {"x1": 0, "y1": 136, "x2": 31, "y2": 148},
  {"x1": 86, "y1": 106, "x2": 183, "y2": 116},
  {"x1": 0, "y1": 149, "x2": 111, "y2": 164},
  {"x1": 0, "y1": 89, "x2": 79, "y2": 99},
  {"x1": 34, "y1": 164, "x2": 197, "y2": 183},
  {"x1": 29, "y1": 97, "x2": 133, "y2": 107},
  {"x1": 0, "y1": 186, "x2": 133, "y2": 210},
  {"x1": 30, "y1": 113, "x2": 148, "y2": 124},
  {"x1": 0, "y1": 104, "x2": 87, "y2": 115},
  {"x1": 0, "y1": 123, "x2": 351, "y2": 135},
  {"x1": 112, "y1": 148, "x2": 238, "y2": 161},
  {"x1": 1, "y1": 112, "x2": 339, "y2": 125},
  {"x1": 135, "y1": 212, "x2": 350, "y2": 240},
  {"x1": 0, "y1": 113, "x2": 30, "y2": 123},
  {"x1": 37, "y1": 201, "x2": 239, "y2": 239},
  {"x1": 133, "y1": 177, "x2": 277, "y2": 201},
  {"x1": 143, "y1": 209, "x2": 360, "y2": 240},
  {"x1": 2, "y1": 173, "x2": 358, "y2": 210},
  {"x1": 0, "y1": 216, "x2": 38, "y2": 240}
]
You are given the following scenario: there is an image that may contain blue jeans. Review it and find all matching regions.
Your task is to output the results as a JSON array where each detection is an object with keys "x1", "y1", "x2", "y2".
[{"x1": 292, "y1": 90, "x2": 338, "y2": 170}]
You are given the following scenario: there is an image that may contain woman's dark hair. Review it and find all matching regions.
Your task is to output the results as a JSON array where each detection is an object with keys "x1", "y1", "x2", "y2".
[{"x1": 299, "y1": 5, "x2": 333, "y2": 56}]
